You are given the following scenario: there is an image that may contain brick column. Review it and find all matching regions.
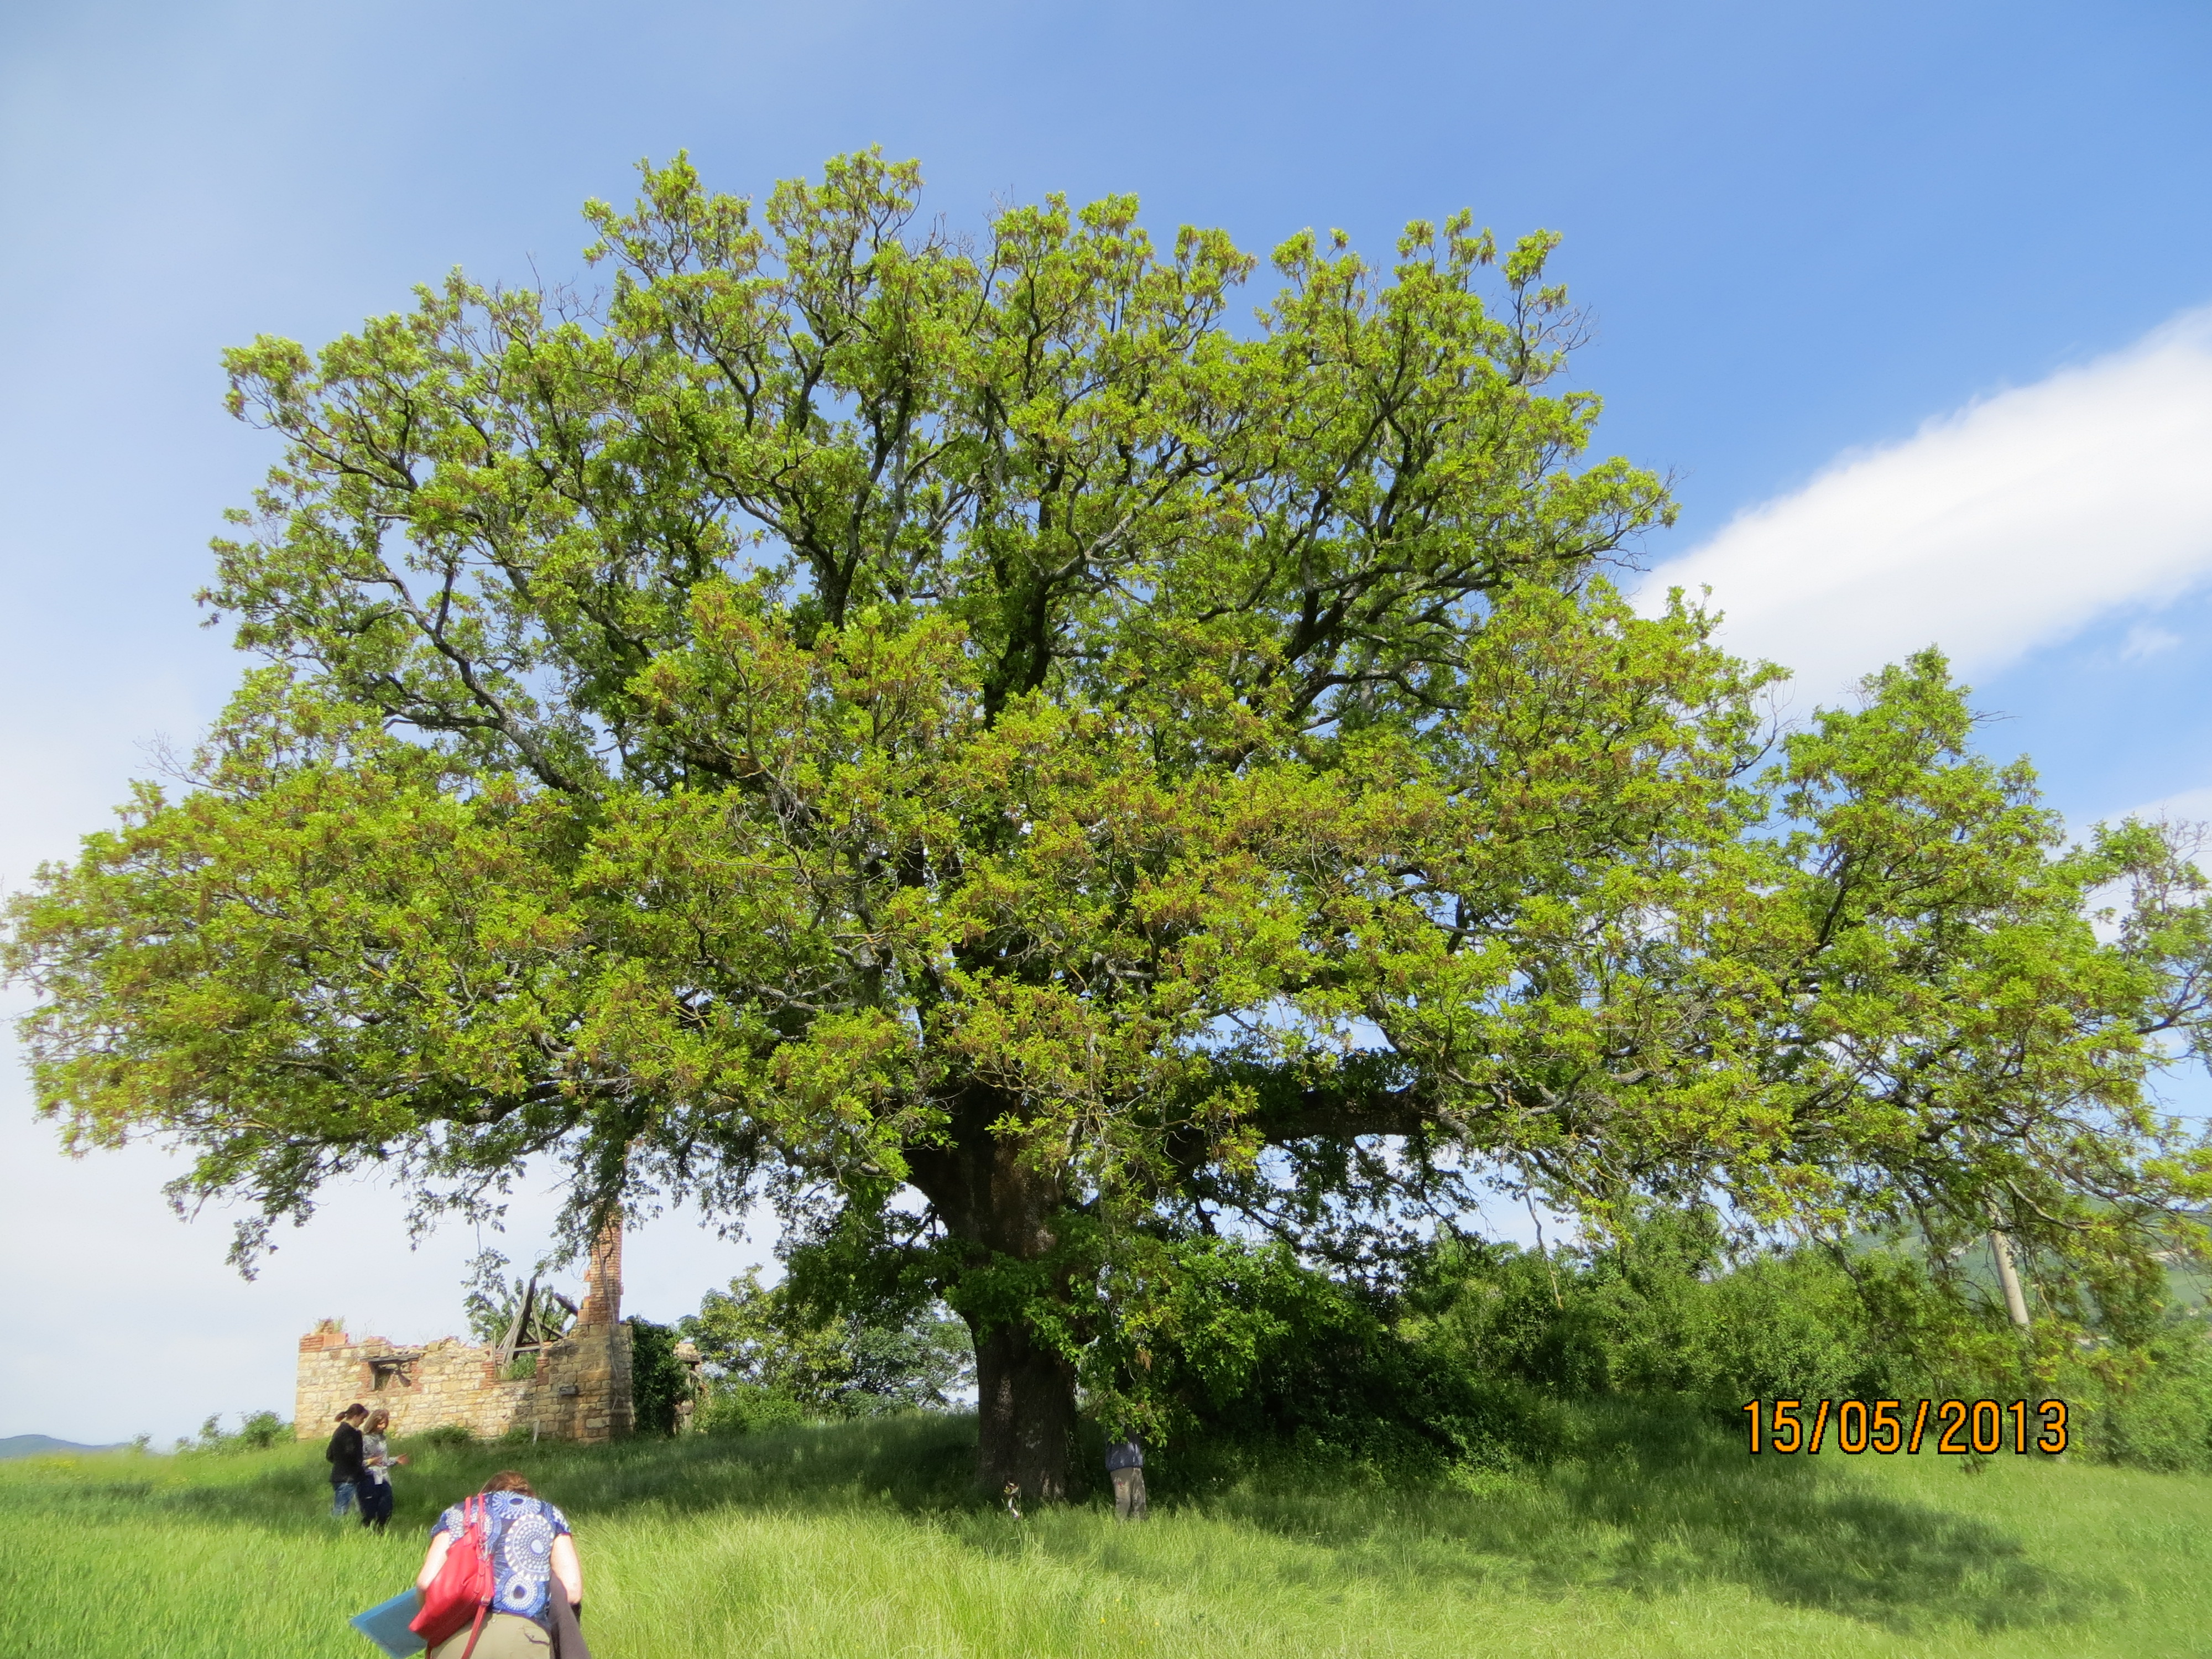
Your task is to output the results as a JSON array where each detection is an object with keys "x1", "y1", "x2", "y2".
[
  {"x1": 577, "y1": 1219, "x2": 623, "y2": 1326},
  {"x1": 567, "y1": 1214, "x2": 634, "y2": 1443}
]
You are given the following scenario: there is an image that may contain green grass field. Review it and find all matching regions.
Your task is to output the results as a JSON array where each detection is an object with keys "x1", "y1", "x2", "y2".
[{"x1": 5, "y1": 1409, "x2": 2209, "y2": 1658}]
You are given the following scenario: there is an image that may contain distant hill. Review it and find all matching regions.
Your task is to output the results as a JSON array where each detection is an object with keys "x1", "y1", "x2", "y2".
[{"x1": 0, "y1": 1434, "x2": 123, "y2": 1459}]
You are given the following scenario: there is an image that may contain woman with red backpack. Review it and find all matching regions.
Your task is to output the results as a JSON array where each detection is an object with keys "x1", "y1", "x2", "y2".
[{"x1": 411, "y1": 1471, "x2": 586, "y2": 1657}]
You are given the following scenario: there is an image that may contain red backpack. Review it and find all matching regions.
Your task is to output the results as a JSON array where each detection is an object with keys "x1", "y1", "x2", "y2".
[{"x1": 410, "y1": 1495, "x2": 499, "y2": 1655}]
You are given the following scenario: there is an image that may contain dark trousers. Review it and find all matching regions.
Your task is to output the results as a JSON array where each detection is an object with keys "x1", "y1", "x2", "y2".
[{"x1": 358, "y1": 1478, "x2": 395, "y2": 1529}]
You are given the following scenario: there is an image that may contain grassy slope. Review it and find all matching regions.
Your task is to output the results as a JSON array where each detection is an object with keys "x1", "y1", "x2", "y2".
[{"x1": 3, "y1": 1410, "x2": 2207, "y2": 1659}]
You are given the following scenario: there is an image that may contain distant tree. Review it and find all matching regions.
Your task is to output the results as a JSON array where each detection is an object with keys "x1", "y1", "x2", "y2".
[
  {"x1": 8, "y1": 152, "x2": 2211, "y2": 1498},
  {"x1": 181, "y1": 1411, "x2": 290, "y2": 1454},
  {"x1": 460, "y1": 1251, "x2": 575, "y2": 1350},
  {"x1": 681, "y1": 1268, "x2": 973, "y2": 1417}
]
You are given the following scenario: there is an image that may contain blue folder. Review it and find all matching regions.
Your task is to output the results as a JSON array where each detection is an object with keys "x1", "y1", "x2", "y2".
[{"x1": 349, "y1": 1589, "x2": 427, "y2": 1657}]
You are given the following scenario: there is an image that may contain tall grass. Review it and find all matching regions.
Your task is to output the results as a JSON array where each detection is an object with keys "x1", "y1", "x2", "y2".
[{"x1": 4, "y1": 1408, "x2": 2208, "y2": 1657}]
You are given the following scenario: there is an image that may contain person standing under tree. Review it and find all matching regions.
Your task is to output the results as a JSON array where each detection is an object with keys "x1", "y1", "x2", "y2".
[
  {"x1": 325, "y1": 1404, "x2": 367, "y2": 1520},
  {"x1": 1105, "y1": 1434, "x2": 1147, "y2": 1521},
  {"x1": 358, "y1": 1408, "x2": 406, "y2": 1531}
]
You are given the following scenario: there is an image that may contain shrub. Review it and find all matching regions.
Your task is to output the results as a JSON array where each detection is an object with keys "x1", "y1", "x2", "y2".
[
  {"x1": 1090, "y1": 1237, "x2": 1569, "y2": 1473},
  {"x1": 2031, "y1": 1317, "x2": 2212, "y2": 1472},
  {"x1": 1102, "y1": 1213, "x2": 2212, "y2": 1474},
  {"x1": 1402, "y1": 1216, "x2": 1884, "y2": 1406},
  {"x1": 236, "y1": 1410, "x2": 290, "y2": 1449},
  {"x1": 1405, "y1": 1217, "x2": 2212, "y2": 1476},
  {"x1": 628, "y1": 1317, "x2": 691, "y2": 1436},
  {"x1": 695, "y1": 1381, "x2": 809, "y2": 1436},
  {"x1": 178, "y1": 1410, "x2": 291, "y2": 1454}
]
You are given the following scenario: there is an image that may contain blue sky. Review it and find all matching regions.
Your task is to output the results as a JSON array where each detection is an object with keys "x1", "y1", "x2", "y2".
[{"x1": 4, "y1": 0, "x2": 2211, "y2": 1443}]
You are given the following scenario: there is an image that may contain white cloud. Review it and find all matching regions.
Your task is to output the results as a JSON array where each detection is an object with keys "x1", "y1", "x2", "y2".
[
  {"x1": 2122, "y1": 623, "x2": 2183, "y2": 661},
  {"x1": 1639, "y1": 310, "x2": 2212, "y2": 698},
  {"x1": 2109, "y1": 785, "x2": 2212, "y2": 826}
]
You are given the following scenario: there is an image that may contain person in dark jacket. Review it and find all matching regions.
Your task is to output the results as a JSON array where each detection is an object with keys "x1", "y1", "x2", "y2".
[
  {"x1": 1105, "y1": 1434, "x2": 1147, "y2": 1521},
  {"x1": 325, "y1": 1404, "x2": 368, "y2": 1519}
]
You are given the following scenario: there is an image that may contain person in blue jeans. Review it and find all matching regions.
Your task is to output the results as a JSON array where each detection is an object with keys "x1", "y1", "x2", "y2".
[{"x1": 325, "y1": 1403, "x2": 368, "y2": 1519}]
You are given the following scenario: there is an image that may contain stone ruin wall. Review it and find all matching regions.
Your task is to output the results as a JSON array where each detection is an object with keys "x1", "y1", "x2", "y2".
[{"x1": 295, "y1": 1225, "x2": 635, "y2": 1445}]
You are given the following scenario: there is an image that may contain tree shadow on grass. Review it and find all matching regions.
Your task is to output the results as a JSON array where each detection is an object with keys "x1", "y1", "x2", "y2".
[{"x1": 1133, "y1": 1403, "x2": 2104, "y2": 1637}]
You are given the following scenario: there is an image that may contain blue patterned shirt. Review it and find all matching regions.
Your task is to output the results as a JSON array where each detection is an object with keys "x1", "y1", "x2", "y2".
[{"x1": 431, "y1": 1493, "x2": 573, "y2": 1627}]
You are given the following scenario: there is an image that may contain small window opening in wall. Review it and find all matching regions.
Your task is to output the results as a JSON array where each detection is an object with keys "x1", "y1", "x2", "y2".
[{"x1": 368, "y1": 1353, "x2": 421, "y2": 1391}]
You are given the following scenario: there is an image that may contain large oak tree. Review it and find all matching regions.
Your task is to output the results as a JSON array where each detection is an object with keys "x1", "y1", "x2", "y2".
[{"x1": 11, "y1": 153, "x2": 2212, "y2": 1496}]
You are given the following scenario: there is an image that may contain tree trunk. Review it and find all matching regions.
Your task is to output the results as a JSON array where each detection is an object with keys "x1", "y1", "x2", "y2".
[
  {"x1": 1989, "y1": 1227, "x2": 2032, "y2": 1332},
  {"x1": 906, "y1": 1083, "x2": 1082, "y2": 1503},
  {"x1": 972, "y1": 1315, "x2": 1079, "y2": 1503}
]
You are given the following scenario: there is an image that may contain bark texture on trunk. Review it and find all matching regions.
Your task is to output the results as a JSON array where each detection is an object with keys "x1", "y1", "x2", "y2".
[
  {"x1": 972, "y1": 1317, "x2": 1079, "y2": 1502},
  {"x1": 906, "y1": 1084, "x2": 1083, "y2": 1502}
]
